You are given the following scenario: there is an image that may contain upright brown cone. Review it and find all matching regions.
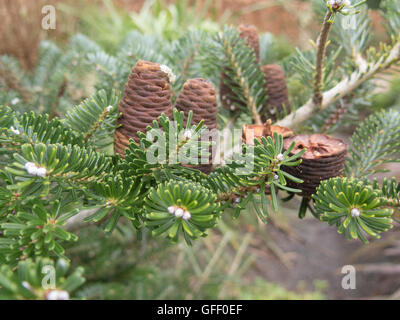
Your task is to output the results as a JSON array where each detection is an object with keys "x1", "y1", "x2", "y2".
[
  {"x1": 174, "y1": 78, "x2": 218, "y2": 174},
  {"x1": 175, "y1": 78, "x2": 218, "y2": 130},
  {"x1": 237, "y1": 24, "x2": 260, "y2": 62},
  {"x1": 114, "y1": 60, "x2": 173, "y2": 157},
  {"x1": 220, "y1": 24, "x2": 260, "y2": 112},
  {"x1": 282, "y1": 134, "x2": 348, "y2": 198},
  {"x1": 262, "y1": 64, "x2": 290, "y2": 122}
]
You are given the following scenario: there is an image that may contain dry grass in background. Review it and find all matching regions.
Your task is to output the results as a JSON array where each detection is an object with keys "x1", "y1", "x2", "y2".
[
  {"x1": 0, "y1": 0, "x2": 387, "y2": 70},
  {"x1": 0, "y1": 0, "x2": 75, "y2": 70}
]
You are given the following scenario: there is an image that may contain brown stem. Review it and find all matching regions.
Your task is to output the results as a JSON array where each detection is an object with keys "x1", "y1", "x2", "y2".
[
  {"x1": 227, "y1": 43, "x2": 263, "y2": 125},
  {"x1": 83, "y1": 109, "x2": 110, "y2": 142},
  {"x1": 313, "y1": 11, "x2": 333, "y2": 109}
]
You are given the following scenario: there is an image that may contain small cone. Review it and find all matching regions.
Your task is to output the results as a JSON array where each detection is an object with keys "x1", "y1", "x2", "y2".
[
  {"x1": 114, "y1": 60, "x2": 173, "y2": 157},
  {"x1": 220, "y1": 24, "x2": 260, "y2": 111},
  {"x1": 238, "y1": 24, "x2": 260, "y2": 62},
  {"x1": 282, "y1": 134, "x2": 348, "y2": 197},
  {"x1": 262, "y1": 64, "x2": 290, "y2": 122},
  {"x1": 174, "y1": 78, "x2": 218, "y2": 174},
  {"x1": 175, "y1": 78, "x2": 218, "y2": 130}
]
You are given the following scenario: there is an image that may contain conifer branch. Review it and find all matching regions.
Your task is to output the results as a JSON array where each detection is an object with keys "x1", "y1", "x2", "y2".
[
  {"x1": 313, "y1": 11, "x2": 334, "y2": 108},
  {"x1": 225, "y1": 39, "x2": 263, "y2": 125},
  {"x1": 277, "y1": 40, "x2": 400, "y2": 128},
  {"x1": 83, "y1": 108, "x2": 111, "y2": 142},
  {"x1": 0, "y1": 60, "x2": 30, "y2": 103}
]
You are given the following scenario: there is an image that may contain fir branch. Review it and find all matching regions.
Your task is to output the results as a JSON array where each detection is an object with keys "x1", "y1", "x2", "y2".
[
  {"x1": 164, "y1": 31, "x2": 207, "y2": 96},
  {"x1": 346, "y1": 108, "x2": 400, "y2": 178},
  {"x1": 0, "y1": 201, "x2": 80, "y2": 263},
  {"x1": 0, "y1": 107, "x2": 85, "y2": 154},
  {"x1": 0, "y1": 258, "x2": 85, "y2": 299},
  {"x1": 83, "y1": 108, "x2": 111, "y2": 142},
  {"x1": 6, "y1": 143, "x2": 113, "y2": 197},
  {"x1": 313, "y1": 10, "x2": 334, "y2": 108},
  {"x1": 64, "y1": 90, "x2": 119, "y2": 148},
  {"x1": 381, "y1": 0, "x2": 400, "y2": 36},
  {"x1": 371, "y1": 177, "x2": 400, "y2": 208},
  {"x1": 277, "y1": 40, "x2": 400, "y2": 128},
  {"x1": 0, "y1": 59, "x2": 30, "y2": 103},
  {"x1": 313, "y1": 177, "x2": 393, "y2": 243},
  {"x1": 218, "y1": 27, "x2": 267, "y2": 125},
  {"x1": 331, "y1": 7, "x2": 371, "y2": 55}
]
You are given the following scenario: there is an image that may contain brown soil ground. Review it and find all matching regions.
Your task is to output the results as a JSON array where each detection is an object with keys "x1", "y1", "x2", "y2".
[{"x1": 252, "y1": 209, "x2": 400, "y2": 299}]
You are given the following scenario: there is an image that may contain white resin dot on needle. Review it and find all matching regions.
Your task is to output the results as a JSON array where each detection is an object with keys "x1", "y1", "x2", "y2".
[
  {"x1": 160, "y1": 65, "x2": 176, "y2": 83},
  {"x1": 175, "y1": 208, "x2": 184, "y2": 218},
  {"x1": 36, "y1": 167, "x2": 47, "y2": 177},
  {"x1": 351, "y1": 208, "x2": 361, "y2": 217},
  {"x1": 182, "y1": 211, "x2": 191, "y2": 221},
  {"x1": 277, "y1": 154, "x2": 284, "y2": 161},
  {"x1": 10, "y1": 126, "x2": 20, "y2": 135},
  {"x1": 46, "y1": 290, "x2": 70, "y2": 300},
  {"x1": 168, "y1": 206, "x2": 176, "y2": 214}
]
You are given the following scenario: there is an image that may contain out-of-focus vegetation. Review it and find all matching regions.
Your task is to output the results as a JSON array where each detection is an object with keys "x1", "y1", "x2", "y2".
[
  {"x1": 70, "y1": 217, "x2": 327, "y2": 300},
  {"x1": 57, "y1": 0, "x2": 223, "y2": 52}
]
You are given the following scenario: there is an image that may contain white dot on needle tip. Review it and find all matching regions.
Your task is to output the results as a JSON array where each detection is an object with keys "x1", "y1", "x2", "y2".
[
  {"x1": 182, "y1": 211, "x2": 191, "y2": 220},
  {"x1": 351, "y1": 208, "x2": 361, "y2": 217},
  {"x1": 175, "y1": 208, "x2": 184, "y2": 218},
  {"x1": 168, "y1": 206, "x2": 176, "y2": 214}
]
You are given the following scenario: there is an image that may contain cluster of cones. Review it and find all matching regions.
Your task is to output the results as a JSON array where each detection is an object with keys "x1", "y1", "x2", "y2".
[
  {"x1": 114, "y1": 26, "x2": 348, "y2": 196},
  {"x1": 114, "y1": 60, "x2": 218, "y2": 173},
  {"x1": 220, "y1": 24, "x2": 290, "y2": 122}
]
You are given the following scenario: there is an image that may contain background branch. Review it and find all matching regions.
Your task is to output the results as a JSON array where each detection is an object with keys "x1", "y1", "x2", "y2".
[
  {"x1": 313, "y1": 11, "x2": 333, "y2": 108},
  {"x1": 276, "y1": 41, "x2": 400, "y2": 129}
]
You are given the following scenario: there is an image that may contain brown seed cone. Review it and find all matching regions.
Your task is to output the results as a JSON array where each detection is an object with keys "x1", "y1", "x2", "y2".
[
  {"x1": 238, "y1": 24, "x2": 260, "y2": 62},
  {"x1": 174, "y1": 78, "x2": 218, "y2": 130},
  {"x1": 262, "y1": 64, "x2": 290, "y2": 122},
  {"x1": 114, "y1": 60, "x2": 173, "y2": 157},
  {"x1": 282, "y1": 134, "x2": 348, "y2": 198},
  {"x1": 174, "y1": 78, "x2": 218, "y2": 173},
  {"x1": 220, "y1": 24, "x2": 260, "y2": 111}
]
